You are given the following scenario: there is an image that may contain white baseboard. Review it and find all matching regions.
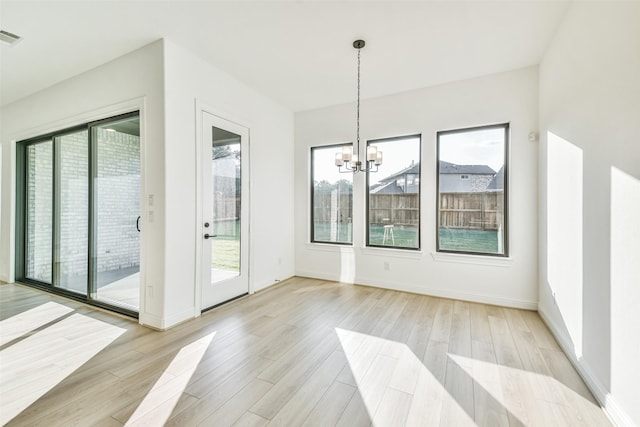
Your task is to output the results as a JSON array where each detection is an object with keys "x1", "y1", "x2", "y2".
[
  {"x1": 294, "y1": 270, "x2": 537, "y2": 310},
  {"x1": 538, "y1": 306, "x2": 636, "y2": 427},
  {"x1": 140, "y1": 307, "x2": 197, "y2": 331},
  {"x1": 138, "y1": 311, "x2": 164, "y2": 330},
  {"x1": 253, "y1": 275, "x2": 294, "y2": 293}
]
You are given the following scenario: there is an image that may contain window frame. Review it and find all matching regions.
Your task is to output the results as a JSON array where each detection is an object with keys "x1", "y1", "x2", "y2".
[
  {"x1": 366, "y1": 134, "x2": 422, "y2": 251},
  {"x1": 435, "y1": 123, "x2": 509, "y2": 257},
  {"x1": 310, "y1": 142, "x2": 354, "y2": 245}
]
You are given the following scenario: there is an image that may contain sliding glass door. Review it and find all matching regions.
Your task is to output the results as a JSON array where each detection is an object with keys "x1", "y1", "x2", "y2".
[
  {"x1": 92, "y1": 116, "x2": 141, "y2": 311},
  {"x1": 16, "y1": 112, "x2": 140, "y2": 316}
]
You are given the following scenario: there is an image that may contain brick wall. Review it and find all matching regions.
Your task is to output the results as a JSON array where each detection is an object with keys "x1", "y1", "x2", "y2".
[
  {"x1": 58, "y1": 131, "x2": 88, "y2": 281},
  {"x1": 25, "y1": 129, "x2": 140, "y2": 284},
  {"x1": 95, "y1": 129, "x2": 140, "y2": 273},
  {"x1": 26, "y1": 142, "x2": 53, "y2": 282}
]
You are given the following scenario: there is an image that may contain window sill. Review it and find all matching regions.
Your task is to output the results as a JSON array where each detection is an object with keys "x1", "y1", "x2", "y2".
[
  {"x1": 306, "y1": 242, "x2": 354, "y2": 253},
  {"x1": 430, "y1": 251, "x2": 513, "y2": 267},
  {"x1": 360, "y1": 247, "x2": 423, "y2": 259}
]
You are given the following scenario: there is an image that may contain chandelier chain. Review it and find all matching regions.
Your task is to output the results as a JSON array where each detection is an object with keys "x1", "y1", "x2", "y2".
[{"x1": 356, "y1": 46, "x2": 361, "y2": 151}]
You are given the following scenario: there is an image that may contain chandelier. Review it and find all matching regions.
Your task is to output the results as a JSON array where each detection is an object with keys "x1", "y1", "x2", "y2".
[{"x1": 335, "y1": 40, "x2": 382, "y2": 173}]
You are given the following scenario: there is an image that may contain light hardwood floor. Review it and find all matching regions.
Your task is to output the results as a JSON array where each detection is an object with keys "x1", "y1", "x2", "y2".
[{"x1": 0, "y1": 278, "x2": 612, "y2": 427}]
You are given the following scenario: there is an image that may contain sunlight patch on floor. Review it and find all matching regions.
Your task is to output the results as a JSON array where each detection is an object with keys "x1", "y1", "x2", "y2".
[
  {"x1": 0, "y1": 301, "x2": 73, "y2": 346},
  {"x1": 124, "y1": 332, "x2": 216, "y2": 426},
  {"x1": 448, "y1": 352, "x2": 601, "y2": 425},
  {"x1": 336, "y1": 328, "x2": 474, "y2": 426},
  {"x1": 0, "y1": 313, "x2": 125, "y2": 424}
]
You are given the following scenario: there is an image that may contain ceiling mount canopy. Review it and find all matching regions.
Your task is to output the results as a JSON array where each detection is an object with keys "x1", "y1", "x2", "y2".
[{"x1": 335, "y1": 39, "x2": 382, "y2": 174}]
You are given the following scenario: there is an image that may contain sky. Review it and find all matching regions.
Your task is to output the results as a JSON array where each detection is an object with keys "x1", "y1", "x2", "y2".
[
  {"x1": 439, "y1": 127, "x2": 505, "y2": 172},
  {"x1": 313, "y1": 128, "x2": 505, "y2": 185}
]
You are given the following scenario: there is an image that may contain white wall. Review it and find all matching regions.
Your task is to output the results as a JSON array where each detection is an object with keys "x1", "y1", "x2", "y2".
[
  {"x1": 162, "y1": 40, "x2": 295, "y2": 326},
  {"x1": 295, "y1": 66, "x2": 539, "y2": 309},
  {"x1": 0, "y1": 40, "x2": 166, "y2": 328},
  {"x1": 538, "y1": 3, "x2": 640, "y2": 426}
]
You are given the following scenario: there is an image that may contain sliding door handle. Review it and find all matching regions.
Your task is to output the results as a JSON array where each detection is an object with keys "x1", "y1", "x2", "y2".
[{"x1": 136, "y1": 216, "x2": 141, "y2": 232}]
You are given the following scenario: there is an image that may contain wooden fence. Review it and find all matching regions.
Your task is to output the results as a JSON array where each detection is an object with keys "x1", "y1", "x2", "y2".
[
  {"x1": 439, "y1": 191, "x2": 503, "y2": 230},
  {"x1": 313, "y1": 191, "x2": 504, "y2": 230},
  {"x1": 369, "y1": 194, "x2": 419, "y2": 225},
  {"x1": 313, "y1": 193, "x2": 353, "y2": 223}
]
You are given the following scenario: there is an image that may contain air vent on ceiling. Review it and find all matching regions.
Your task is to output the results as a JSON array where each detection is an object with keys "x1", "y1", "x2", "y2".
[{"x1": 0, "y1": 30, "x2": 22, "y2": 46}]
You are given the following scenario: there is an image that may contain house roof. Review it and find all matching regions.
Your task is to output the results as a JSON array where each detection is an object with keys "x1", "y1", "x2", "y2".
[
  {"x1": 439, "y1": 160, "x2": 495, "y2": 175},
  {"x1": 377, "y1": 160, "x2": 495, "y2": 186},
  {"x1": 486, "y1": 166, "x2": 505, "y2": 190},
  {"x1": 370, "y1": 182, "x2": 405, "y2": 194},
  {"x1": 379, "y1": 163, "x2": 420, "y2": 184}
]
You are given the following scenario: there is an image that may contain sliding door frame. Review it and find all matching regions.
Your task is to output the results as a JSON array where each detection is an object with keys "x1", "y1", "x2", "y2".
[{"x1": 14, "y1": 111, "x2": 141, "y2": 318}]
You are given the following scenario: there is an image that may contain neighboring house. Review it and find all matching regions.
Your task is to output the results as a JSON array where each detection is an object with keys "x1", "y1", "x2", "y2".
[
  {"x1": 371, "y1": 162, "x2": 420, "y2": 194},
  {"x1": 371, "y1": 160, "x2": 497, "y2": 194},
  {"x1": 438, "y1": 160, "x2": 495, "y2": 193},
  {"x1": 485, "y1": 165, "x2": 505, "y2": 191}
]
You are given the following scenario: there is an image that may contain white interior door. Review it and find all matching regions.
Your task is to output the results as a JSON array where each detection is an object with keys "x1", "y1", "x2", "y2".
[{"x1": 200, "y1": 112, "x2": 249, "y2": 310}]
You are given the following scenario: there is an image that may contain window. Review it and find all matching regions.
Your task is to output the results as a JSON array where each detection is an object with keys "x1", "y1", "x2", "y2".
[
  {"x1": 311, "y1": 144, "x2": 353, "y2": 244},
  {"x1": 367, "y1": 135, "x2": 421, "y2": 249},
  {"x1": 437, "y1": 123, "x2": 508, "y2": 256}
]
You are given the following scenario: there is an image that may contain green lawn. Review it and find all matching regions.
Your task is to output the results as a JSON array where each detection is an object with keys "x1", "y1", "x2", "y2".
[
  {"x1": 439, "y1": 228, "x2": 500, "y2": 254},
  {"x1": 212, "y1": 238, "x2": 240, "y2": 271},
  {"x1": 313, "y1": 222, "x2": 419, "y2": 249},
  {"x1": 212, "y1": 220, "x2": 240, "y2": 271},
  {"x1": 313, "y1": 222, "x2": 353, "y2": 244},
  {"x1": 368, "y1": 224, "x2": 419, "y2": 248},
  {"x1": 313, "y1": 222, "x2": 501, "y2": 253}
]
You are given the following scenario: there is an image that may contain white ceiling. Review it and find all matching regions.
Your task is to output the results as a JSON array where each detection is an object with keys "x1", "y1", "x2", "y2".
[{"x1": 0, "y1": 1, "x2": 570, "y2": 112}]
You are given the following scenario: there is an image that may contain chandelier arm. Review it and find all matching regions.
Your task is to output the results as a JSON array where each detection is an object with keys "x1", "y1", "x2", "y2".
[
  {"x1": 357, "y1": 162, "x2": 379, "y2": 173},
  {"x1": 338, "y1": 166, "x2": 357, "y2": 173}
]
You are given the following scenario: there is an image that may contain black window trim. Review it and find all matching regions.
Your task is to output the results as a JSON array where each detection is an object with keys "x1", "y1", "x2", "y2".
[
  {"x1": 436, "y1": 122, "x2": 509, "y2": 257},
  {"x1": 310, "y1": 142, "x2": 354, "y2": 246}
]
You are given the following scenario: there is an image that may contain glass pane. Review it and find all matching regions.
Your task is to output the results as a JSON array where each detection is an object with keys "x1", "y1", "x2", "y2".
[
  {"x1": 94, "y1": 116, "x2": 140, "y2": 310},
  {"x1": 311, "y1": 145, "x2": 353, "y2": 244},
  {"x1": 55, "y1": 131, "x2": 89, "y2": 293},
  {"x1": 438, "y1": 126, "x2": 507, "y2": 255},
  {"x1": 26, "y1": 141, "x2": 53, "y2": 282},
  {"x1": 367, "y1": 136, "x2": 421, "y2": 249},
  {"x1": 211, "y1": 126, "x2": 241, "y2": 283}
]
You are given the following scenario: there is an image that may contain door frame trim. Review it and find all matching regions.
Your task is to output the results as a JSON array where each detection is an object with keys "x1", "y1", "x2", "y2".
[{"x1": 194, "y1": 101, "x2": 252, "y2": 316}]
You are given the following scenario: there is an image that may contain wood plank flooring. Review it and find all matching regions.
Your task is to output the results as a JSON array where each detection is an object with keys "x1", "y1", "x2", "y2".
[{"x1": 0, "y1": 278, "x2": 612, "y2": 426}]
